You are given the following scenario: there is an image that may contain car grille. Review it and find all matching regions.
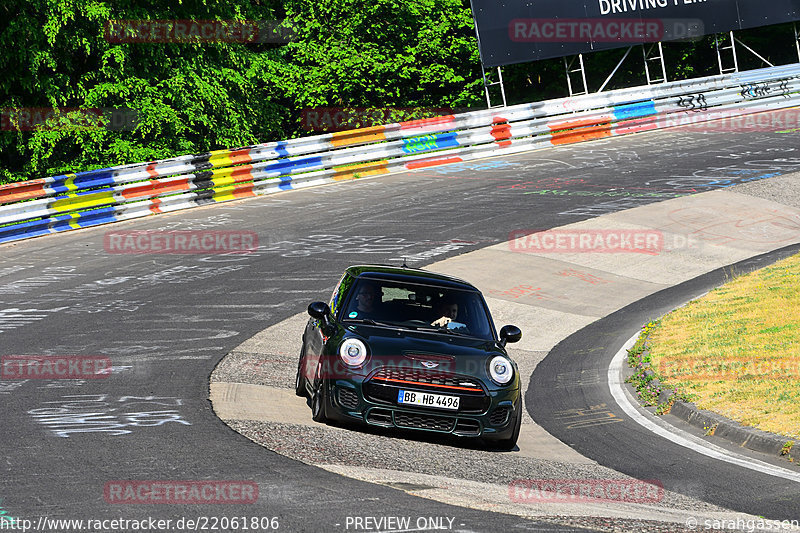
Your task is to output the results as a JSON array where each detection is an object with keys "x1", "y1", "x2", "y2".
[
  {"x1": 366, "y1": 408, "x2": 393, "y2": 426},
  {"x1": 454, "y1": 419, "x2": 481, "y2": 436},
  {"x1": 490, "y1": 406, "x2": 510, "y2": 426},
  {"x1": 394, "y1": 412, "x2": 455, "y2": 432},
  {"x1": 364, "y1": 367, "x2": 490, "y2": 414},
  {"x1": 337, "y1": 387, "x2": 359, "y2": 410},
  {"x1": 370, "y1": 367, "x2": 484, "y2": 393},
  {"x1": 365, "y1": 408, "x2": 483, "y2": 435}
]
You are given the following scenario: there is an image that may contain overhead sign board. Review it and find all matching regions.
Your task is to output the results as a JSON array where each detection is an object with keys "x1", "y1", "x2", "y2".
[{"x1": 471, "y1": 0, "x2": 800, "y2": 67}]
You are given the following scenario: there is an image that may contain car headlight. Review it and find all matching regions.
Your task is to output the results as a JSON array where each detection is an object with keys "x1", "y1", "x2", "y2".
[
  {"x1": 488, "y1": 355, "x2": 514, "y2": 385},
  {"x1": 339, "y1": 338, "x2": 368, "y2": 367}
]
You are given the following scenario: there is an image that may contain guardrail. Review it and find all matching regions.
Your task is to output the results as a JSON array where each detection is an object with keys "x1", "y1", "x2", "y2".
[{"x1": 2, "y1": 63, "x2": 800, "y2": 244}]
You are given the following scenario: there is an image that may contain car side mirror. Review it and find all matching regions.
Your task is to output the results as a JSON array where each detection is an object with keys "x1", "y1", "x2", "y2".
[
  {"x1": 499, "y1": 325, "x2": 522, "y2": 346},
  {"x1": 308, "y1": 301, "x2": 336, "y2": 335},
  {"x1": 308, "y1": 301, "x2": 330, "y2": 320}
]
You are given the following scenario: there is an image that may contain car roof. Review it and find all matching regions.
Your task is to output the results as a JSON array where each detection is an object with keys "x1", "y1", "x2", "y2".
[{"x1": 345, "y1": 265, "x2": 479, "y2": 291}]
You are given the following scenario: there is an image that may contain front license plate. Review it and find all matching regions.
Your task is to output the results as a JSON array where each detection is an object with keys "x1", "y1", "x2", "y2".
[{"x1": 397, "y1": 390, "x2": 459, "y2": 411}]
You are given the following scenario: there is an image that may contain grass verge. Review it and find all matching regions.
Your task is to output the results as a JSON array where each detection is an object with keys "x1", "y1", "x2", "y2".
[{"x1": 627, "y1": 251, "x2": 800, "y2": 439}]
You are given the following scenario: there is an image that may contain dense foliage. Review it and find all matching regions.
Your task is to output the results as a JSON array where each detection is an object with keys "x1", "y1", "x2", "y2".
[{"x1": 0, "y1": 1, "x2": 795, "y2": 183}]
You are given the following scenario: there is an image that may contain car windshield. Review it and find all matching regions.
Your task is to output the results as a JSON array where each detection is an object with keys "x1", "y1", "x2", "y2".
[{"x1": 342, "y1": 278, "x2": 495, "y2": 340}]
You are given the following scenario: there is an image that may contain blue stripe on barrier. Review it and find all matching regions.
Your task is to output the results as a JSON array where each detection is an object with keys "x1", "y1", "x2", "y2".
[
  {"x1": 75, "y1": 206, "x2": 117, "y2": 227},
  {"x1": 49, "y1": 169, "x2": 115, "y2": 194},
  {"x1": 0, "y1": 218, "x2": 53, "y2": 243},
  {"x1": 264, "y1": 156, "x2": 324, "y2": 176},
  {"x1": 275, "y1": 142, "x2": 290, "y2": 158},
  {"x1": 613, "y1": 101, "x2": 657, "y2": 121},
  {"x1": 402, "y1": 133, "x2": 460, "y2": 154},
  {"x1": 52, "y1": 186, "x2": 116, "y2": 201},
  {"x1": 278, "y1": 177, "x2": 294, "y2": 191},
  {"x1": 72, "y1": 170, "x2": 116, "y2": 188}
]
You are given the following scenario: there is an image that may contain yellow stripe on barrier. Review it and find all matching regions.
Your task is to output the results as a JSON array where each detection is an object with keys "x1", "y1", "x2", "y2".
[
  {"x1": 208, "y1": 150, "x2": 235, "y2": 168},
  {"x1": 63, "y1": 173, "x2": 79, "y2": 193},
  {"x1": 208, "y1": 166, "x2": 255, "y2": 187},
  {"x1": 68, "y1": 212, "x2": 81, "y2": 230},
  {"x1": 211, "y1": 181, "x2": 255, "y2": 203},
  {"x1": 209, "y1": 148, "x2": 253, "y2": 167},
  {"x1": 330, "y1": 126, "x2": 386, "y2": 148},
  {"x1": 332, "y1": 160, "x2": 390, "y2": 181},
  {"x1": 51, "y1": 190, "x2": 116, "y2": 212}
]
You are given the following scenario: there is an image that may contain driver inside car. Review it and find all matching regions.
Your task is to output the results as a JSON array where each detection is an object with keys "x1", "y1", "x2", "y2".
[
  {"x1": 431, "y1": 298, "x2": 467, "y2": 331},
  {"x1": 348, "y1": 283, "x2": 382, "y2": 319}
]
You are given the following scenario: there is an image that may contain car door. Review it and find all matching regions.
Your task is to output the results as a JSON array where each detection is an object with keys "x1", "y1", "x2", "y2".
[{"x1": 303, "y1": 273, "x2": 354, "y2": 382}]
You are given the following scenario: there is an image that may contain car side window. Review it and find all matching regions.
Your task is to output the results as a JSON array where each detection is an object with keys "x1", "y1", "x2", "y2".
[{"x1": 330, "y1": 274, "x2": 354, "y2": 318}]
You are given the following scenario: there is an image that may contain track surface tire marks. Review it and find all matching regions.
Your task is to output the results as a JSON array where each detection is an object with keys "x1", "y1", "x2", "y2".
[{"x1": 0, "y1": 126, "x2": 798, "y2": 528}]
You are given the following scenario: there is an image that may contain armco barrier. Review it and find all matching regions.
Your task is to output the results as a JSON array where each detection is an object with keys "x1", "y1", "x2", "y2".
[{"x1": 2, "y1": 64, "x2": 800, "y2": 244}]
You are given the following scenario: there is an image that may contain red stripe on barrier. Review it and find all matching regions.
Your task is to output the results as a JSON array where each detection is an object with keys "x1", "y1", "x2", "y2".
[
  {"x1": 0, "y1": 180, "x2": 49, "y2": 204},
  {"x1": 146, "y1": 163, "x2": 158, "y2": 178},
  {"x1": 232, "y1": 183, "x2": 256, "y2": 198},
  {"x1": 149, "y1": 197, "x2": 162, "y2": 214},
  {"x1": 229, "y1": 166, "x2": 256, "y2": 182},
  {"x1": 406, "y1": 156, "x2": 463, "y2": 170},
  {"x1": 228, "y1": 149, "x2": 253, "y2": 165},
  {"x1": 399, "y1": 115, "x2": 456, "y2": 130},
  {"x1": 614, "y1": 116, "x2": 659, "y2": 135},
  {"x1": 491, "y1": 122, "x2": 512, "y2": 142},
  {"x1": 550, "y1": 119, "x2": 612, "y2": 145},
  {"x1": 121, "y1": 178, "x2": 191, "y2": 199}
]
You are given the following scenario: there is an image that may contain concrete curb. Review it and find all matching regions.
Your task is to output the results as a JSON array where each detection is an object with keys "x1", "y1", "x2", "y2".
[
  {"x1": 669, "y1": 401, "x2": 794, "y2": 458},
  {"x1": 623, "y1": 338, "x2": 796, "y2": 461}
]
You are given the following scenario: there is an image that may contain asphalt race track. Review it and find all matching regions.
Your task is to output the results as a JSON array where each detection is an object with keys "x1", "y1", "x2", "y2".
[
  {"x1": 529, "y1": 244, "x2": 800, "y2": 521},
  {"x1": 1, "y1": 125, "x2": 799, "y2": 531}
]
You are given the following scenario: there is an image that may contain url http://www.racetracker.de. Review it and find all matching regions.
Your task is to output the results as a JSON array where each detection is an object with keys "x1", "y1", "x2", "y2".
[{"x1": 0, "y1": 515, "x2": 282, "y2": 531}]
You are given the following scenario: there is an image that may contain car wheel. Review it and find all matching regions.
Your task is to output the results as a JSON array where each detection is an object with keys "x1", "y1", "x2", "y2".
[
  {"x1": 295, "y1": 346, "x2": 307, "y2": 397},
  {"x1": 311, "y1": 364, "x2": 328, "y2": 423},
  {"x1": 488, "y1": 402, "x2": 522, "y2": 451}
]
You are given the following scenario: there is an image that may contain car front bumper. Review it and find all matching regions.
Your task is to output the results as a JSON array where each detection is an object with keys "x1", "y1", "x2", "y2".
[{"x1": 323, "y1": 377, "x2": 521, "y2": 441}]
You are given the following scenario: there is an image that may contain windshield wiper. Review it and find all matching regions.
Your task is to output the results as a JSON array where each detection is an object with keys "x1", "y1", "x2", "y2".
[
  {"x1": 409, "y1": 324, "x2": 480, "y2": 338},
  {"x1": 344, "y1": 318, "x2": 394, "y2": 328}
]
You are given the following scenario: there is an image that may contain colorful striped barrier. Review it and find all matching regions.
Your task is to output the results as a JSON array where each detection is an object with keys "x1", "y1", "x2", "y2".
[{"x1": 2, "y1": 63, "x2": 800, "y2": 244}]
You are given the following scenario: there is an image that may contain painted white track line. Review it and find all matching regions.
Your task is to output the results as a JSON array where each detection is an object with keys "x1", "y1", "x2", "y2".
[{"x1": 609, "y1": 332, "x2": 800, "y2": 484}]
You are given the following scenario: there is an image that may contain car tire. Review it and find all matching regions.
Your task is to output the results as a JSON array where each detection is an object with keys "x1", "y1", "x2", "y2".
[
  {"x1": 295, "y1": 346, "x2": 307, "y2": 397},
  {"x1": 311, "y1": 364, "x2": 328, "y2": 423},
  {"x1": 488, "y1": 402, "x2": 522, "y2": 451}
]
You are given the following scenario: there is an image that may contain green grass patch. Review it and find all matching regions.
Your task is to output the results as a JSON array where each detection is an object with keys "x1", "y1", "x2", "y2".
[{"x1": 639, "y1": 252, "x2": 800, "y2": 439}]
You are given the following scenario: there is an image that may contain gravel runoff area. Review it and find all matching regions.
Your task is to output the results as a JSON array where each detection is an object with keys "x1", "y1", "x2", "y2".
[
  {"x1": 730, "y1": 174, "x2": 800, "y2": 209},
  {"x1": 211, "y1": 340, "x2": 744, "y2": 532}
]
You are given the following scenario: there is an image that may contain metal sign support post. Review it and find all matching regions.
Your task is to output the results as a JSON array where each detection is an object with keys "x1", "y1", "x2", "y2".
[
  {"x1": 470, "y1": 3, "x2": 507, "y2": 110},
  {"x1": 733, "y1": 36, "x2": 774, "y2": 68},
  {"x1": 643, "y1": 42, "x2": 668, "y2": 85},
  {"x1": 597, "y1": 46, "x2": 634, "y2": 92},
  {"x1": 564, "y1": 54, "x2": 588, "y2": 96},
  {"x1": 715, "y1": 31, "x2": 739, "y2": 74},
  {"x1": 796, "y1": 23, "x2": 800, "y2": 62},
  {"x1": 481, "y1": 66, "x2": 508, "y2": 109}
]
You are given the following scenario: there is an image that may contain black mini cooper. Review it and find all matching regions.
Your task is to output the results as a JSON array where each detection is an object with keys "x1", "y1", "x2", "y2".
[{"x1": 296, "y1": 265, "x2": 523, "y2": 450}]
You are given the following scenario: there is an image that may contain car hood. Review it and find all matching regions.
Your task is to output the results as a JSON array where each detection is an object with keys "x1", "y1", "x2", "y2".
[{"x1": 341, "y1": 324, "x2": 515, "y2": 382}]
